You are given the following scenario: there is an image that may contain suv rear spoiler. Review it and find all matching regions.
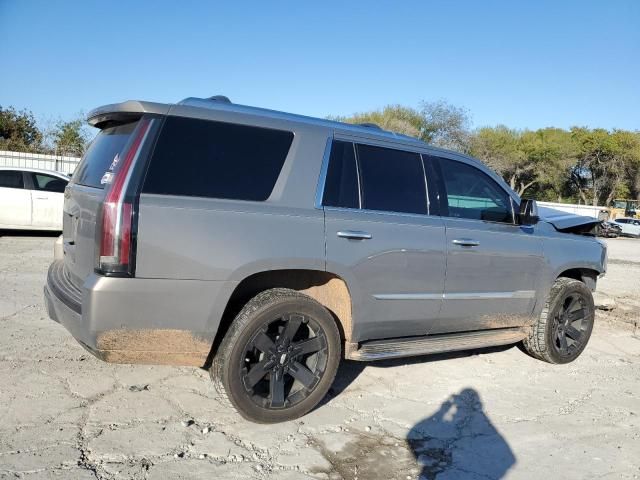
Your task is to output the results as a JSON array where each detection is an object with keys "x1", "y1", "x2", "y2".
[{"x1": 87, "y1": 101, "x2": 170, "y2": 128}]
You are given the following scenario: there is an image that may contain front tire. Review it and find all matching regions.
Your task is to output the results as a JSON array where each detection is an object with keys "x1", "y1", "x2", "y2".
[
  {"x1": 211, "y1": 288, "x2": 341, "y2": 423},
  {"x1": 522, "y1": 277, "x2": 595, "y2": 364}
]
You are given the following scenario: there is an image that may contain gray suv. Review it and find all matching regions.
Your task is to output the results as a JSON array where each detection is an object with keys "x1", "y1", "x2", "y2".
[{"x1": 45, "y1": 96, "x2": 607, "y2": 423}]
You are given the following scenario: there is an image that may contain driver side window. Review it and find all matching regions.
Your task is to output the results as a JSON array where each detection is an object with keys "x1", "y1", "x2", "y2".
[{"x1": 438, "y1": 157, "x2": 514, "y2": 224}]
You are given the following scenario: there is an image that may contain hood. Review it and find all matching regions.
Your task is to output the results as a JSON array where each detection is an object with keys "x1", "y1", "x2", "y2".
[{"x1": 538, "y1": 206, "x2": 601, "y2": 233}]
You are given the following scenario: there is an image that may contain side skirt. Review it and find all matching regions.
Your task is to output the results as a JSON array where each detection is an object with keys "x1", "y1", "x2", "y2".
[{"x1": 346, "y1": 327, "x2": 527, "y2": 361}]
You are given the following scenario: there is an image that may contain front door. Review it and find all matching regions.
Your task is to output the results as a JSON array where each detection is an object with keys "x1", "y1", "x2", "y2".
[
  {"x1": 431, "y1": 156, "x2": 544, "y2": 333},
  {"x1": 322, "y1": 140, "x2": 446, "y2": 342}
]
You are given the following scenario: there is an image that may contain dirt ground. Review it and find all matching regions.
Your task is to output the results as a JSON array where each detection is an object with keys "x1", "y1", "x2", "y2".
[{"x1": 0, "y1": 233, "x2": 638, "y2": 480}]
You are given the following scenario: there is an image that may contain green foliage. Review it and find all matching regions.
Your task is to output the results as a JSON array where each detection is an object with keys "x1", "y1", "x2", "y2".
[
  {"x1": 52, "y1": 119, "x2": 91, "y2": 157},
  {"x1": 331, "y1": 105, "x2": 424, "y2": 138},
  {"x1": 336, "y1": 100, "x2": 472, "y2": 151},
  {"x1": 570, "y1": 127, "x2": 640, "y2": 205},
  {"x1": 336, "y1": 101, "x2": 639, "y2": 203},
  {"x1": 0, "y1": 106, "x2": 43, "y2": 152}
]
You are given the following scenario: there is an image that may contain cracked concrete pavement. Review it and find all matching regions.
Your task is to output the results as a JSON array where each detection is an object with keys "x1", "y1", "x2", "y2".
[{"x1": 0, "y1": 233, "x2": 639, "y2": 479}]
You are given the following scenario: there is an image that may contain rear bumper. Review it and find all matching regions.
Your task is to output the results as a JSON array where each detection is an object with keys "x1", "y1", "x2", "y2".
[{"x1": 44, "y1": 260, "x2": 233, "y2": 366}]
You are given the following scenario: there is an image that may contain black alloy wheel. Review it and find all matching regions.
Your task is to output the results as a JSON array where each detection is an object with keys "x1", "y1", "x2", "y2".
[
  {"x1": 240, "y1": 313, "x2": 328, "y2": 410},
  {"x1": 211, "y1": 288, "x2": 341, "y2": 423},
  {"x1": 551, "y1": 292, "x2": 592, "y2": 359}
]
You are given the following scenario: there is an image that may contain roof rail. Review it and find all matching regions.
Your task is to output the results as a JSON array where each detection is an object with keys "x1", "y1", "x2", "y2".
[
  {"x1": 207, "y1": 95, "x2": 231, "y2": 104},
  {"x1": 357, "y1": 122, "x2": 383, "y2": 130}
]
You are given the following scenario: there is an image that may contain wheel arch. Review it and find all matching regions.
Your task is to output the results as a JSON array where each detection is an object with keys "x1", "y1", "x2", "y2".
[
  {"x1": 556, "y1": 267, "x2": 600, "y2": 291},
  {"x1": 207, "y1": 269, "x2": 354, "y2": 365}
]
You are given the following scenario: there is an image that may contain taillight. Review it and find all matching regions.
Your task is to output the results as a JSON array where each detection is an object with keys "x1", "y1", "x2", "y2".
[{"x1": 97, "y1": 118, "x2": 151, "y2": 276}]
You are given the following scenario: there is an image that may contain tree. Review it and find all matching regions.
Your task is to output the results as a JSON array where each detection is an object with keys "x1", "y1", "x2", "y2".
[
  {"x1": 0, "y1": 106, "x2": 43, "y2": 152},
  {"x1": 331, "y1": 105, "x2": 424, "y2": 138},
  {"x1": 519, "y1": 128, "x2": 575, "y2": 201},
  {"x1": 52, "y1": 118, "x2": 91, "y2": 157},
  {"x1": 334, "y1": 100, "x2": 472, "y2": 152},
  {"x1": 570, "y1": 128, "x2": 640, "y2": 206},
  {"x1": 469, "y1": 126, "x2": 536, "y2": 195},
  {"x1": 420, "y1": 100, "x2": 472, "y2": 152}
]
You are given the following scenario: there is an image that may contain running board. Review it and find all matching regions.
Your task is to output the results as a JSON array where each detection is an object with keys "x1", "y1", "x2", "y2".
[{"x1": 346, "y1": 327, "x2": 527, "y2": 361}]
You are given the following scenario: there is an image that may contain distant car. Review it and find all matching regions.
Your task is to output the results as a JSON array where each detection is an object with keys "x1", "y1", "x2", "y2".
[
  {"x1": 0, "y1": 167, "x2": 69, "y2": 230},
  {"x1": 613, "y1": 217, "x2": 640, "y2": 238},
  {"x1": 598, "y1": 221, "x2": 622, "y2": 238}
]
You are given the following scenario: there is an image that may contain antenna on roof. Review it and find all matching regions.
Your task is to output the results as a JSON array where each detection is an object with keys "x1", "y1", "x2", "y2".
[
  {"x1": 207, "y1": 95, "x2": 232, "y2": 104},
  {"x1": 358, "y1": 122, "x2": 382, "y2": 130}
]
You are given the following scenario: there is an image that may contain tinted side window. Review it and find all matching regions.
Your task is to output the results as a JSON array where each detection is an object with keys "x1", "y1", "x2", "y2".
[
  {"x1": 143, "y1": 116, "x2": 293, "y2": 201},
  {"x1": 74, "y1": 121, "x2": 138, "y2": 189},
  {"x1": 323, "y1": 140, "x2": 359, "y2": 209},
  {"x1": 357, "y1": 144, "x2": 427, "y2": 215},
  {"x1": 439, "y1": 158, "x2": 514, "y2": 223},
  {"x1": 30, "y1": 173, "x2": 68, "y2": 193},
  {"x1": 0, "y1": 170, "x2": 24, "y2": 189}
]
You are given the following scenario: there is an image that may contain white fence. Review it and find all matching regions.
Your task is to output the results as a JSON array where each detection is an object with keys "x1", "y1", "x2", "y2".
[
  {"x1": 0, "y1": 150, "x2": 81, "y2": 175},
  {"x1": 538, "y1": 201, "x2": 609, "y2": 220}
]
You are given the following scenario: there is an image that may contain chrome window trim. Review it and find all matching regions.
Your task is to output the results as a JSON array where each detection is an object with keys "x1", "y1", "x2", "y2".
[
  {"x1": 419, "y1": 154, "x2": 431, "y2": 214},
  {"x1": 352, "y1": 142, "x2": 362, "y2": 209}
]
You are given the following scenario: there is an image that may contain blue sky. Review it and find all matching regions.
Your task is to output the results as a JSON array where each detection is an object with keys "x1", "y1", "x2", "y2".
[{"x1": 1, "y1": 0, "x2": 638, "y2": 131}]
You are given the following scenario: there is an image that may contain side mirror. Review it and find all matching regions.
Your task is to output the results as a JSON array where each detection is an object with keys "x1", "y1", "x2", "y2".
[{"x1": 518, "y1": 198, "x2": 539, "y2": 225}]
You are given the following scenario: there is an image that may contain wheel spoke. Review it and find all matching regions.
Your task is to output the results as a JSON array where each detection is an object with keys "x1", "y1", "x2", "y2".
[
  {"x1": 565, "y1": 325, "x2": 582, "y2": 342},
  {"x1": 558, "y1": 332, "x2": 568, "y2": 353},
  {"x1": 269, "y1": 370, "x2": 285, "y2": 408},
  {"x1": 253, "y1": 331, "x2": 275, "y2": 354},
  {"x1": 293, "y1": 336, "x2": 324, "y2": 356},
  {"x1": 288, "y1": 361, "x2": 317, "y2": 389},
  {"x1": 244, "y1": 360, "x2": 269, "y2": 389},
  {"x1": 281, "y1": 314, "x2": 303, "y2": 344},
  {"x1": 566, "y1": 308, "x2": 585, "y2": 322},
  {"x1": 566, "y1": 296, "x2": 579, "y2": 312}
]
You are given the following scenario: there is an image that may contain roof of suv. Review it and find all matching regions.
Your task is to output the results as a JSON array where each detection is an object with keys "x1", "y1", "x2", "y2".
[
  {"x1": 87, "y1": 96, "x2": 427, "y2": 147},
  {"x1": 86, "y1": 96, "x2": 493, "y2": 173}
]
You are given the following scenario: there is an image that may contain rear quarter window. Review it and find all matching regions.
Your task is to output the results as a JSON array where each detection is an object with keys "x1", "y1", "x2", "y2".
[{"x1": 142, "y1": 116, "x2": 294, "y2": 201}]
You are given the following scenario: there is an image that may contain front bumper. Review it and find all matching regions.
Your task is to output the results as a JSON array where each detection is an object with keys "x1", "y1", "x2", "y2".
[{"x1": 44, "y1": 260, "x2": 230, "y2": 366}]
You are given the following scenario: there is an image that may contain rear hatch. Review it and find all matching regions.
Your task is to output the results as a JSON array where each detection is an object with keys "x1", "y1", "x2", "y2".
[{"x1": 63, "y1": 121, "x2": 143, "y2": 287}]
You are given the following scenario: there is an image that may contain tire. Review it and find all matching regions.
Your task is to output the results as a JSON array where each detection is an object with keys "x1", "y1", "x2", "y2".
[
  {"x1": 522, "y1": 277, "x2": 595, "y2": 364},
  {"x1": 210, "y1": 288, "x2": 341, "y2": 423}
]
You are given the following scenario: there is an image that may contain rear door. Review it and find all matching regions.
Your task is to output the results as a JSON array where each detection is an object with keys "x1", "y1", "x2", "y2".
[
  {"x1": 26, "y1": 172, "x2": 68, "y2": 229},
  {"x1": 323, "y1": 139, "x2": 446, "y2": 342},
  {"x1": 429, "y1": 156, "x2": 544, "y2": 333},
  {"x1": 63, "y1": 121, "x2": 142, "y2": 287},
  {"x1": 0, "y1": 170, "x2": 31, "y2": 227}
]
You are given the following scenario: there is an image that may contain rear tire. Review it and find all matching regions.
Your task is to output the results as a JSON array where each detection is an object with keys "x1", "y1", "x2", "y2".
[
  {"x1": 522, "y1": 277, "x2": 595, "y2": 364},
  {"x1": 210, "y1": 288, "x2": 341, "y2": 423}
]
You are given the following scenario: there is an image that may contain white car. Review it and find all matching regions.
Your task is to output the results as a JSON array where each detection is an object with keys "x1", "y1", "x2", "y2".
[
  {"x1": 0, "y1": 167, "x2": 70, "y2": 230},
  {"x1": 613, "y1": 217, "x2": 640, "y2": 238}
]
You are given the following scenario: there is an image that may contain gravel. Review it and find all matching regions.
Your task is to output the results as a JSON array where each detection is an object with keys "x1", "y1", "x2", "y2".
[{"x1": 0, "y1": 233, "x2": 638, "y2": 479}]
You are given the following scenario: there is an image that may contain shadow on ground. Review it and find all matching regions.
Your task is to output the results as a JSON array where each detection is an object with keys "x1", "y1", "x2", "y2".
[
  {"x1": 329, "y1": 344, "x2": 515, "y2": 398},
  {"x1": 324, "y1": 349, "x2": 516, "y2": 479},
  {"x1": 408, "y1": 388, "x2": 515, "y2": 479}
]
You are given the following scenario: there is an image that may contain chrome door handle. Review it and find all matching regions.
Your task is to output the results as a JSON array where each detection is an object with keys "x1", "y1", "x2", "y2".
[
  {"x1": 337, "y1": 230, "x2": 372, "y2": 240},
  {"x1": 35, "y1": 196, "x2": 48, "y2": 200},
  {"x1": 452, "y1": 238, "x2": 480, "y2": 247}
]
